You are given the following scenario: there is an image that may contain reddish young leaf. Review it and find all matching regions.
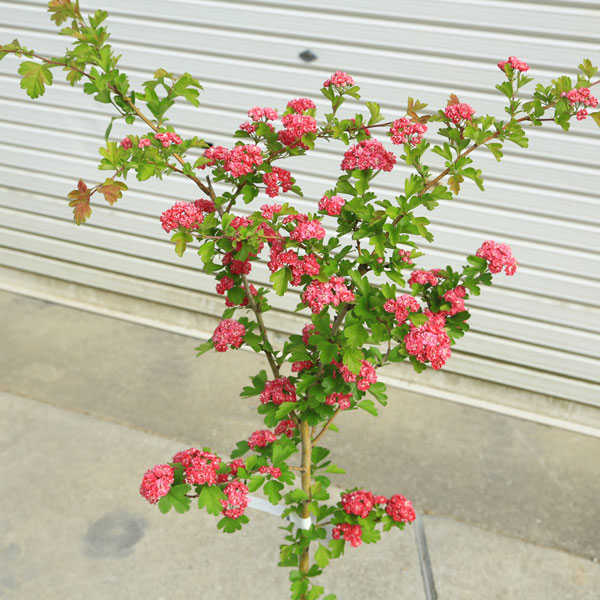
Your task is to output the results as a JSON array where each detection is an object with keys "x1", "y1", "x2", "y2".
[{"x1": 98, "y1": 178, "x2": 127, "y2": 206}]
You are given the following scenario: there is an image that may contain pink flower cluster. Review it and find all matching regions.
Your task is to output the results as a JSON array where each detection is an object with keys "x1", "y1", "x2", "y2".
[
  {"x1": 221, "y1": 480, "x2": 249, "y2": 519},
  {"x1": 476, "y1": 240, "x2": 518, "y2": 275},
  {"x1": 120, "y1": 136, "x2": 133, "y2": 149},
  {"x1": 160, "y1": 201, "x2": 205, "y2": 233},
  {"x1": 292, "y1": 360, "x2": 313, "y2": 372},
  {"x1": 384, "y1": 294, "x2": 421, "y2": 324},
  {"x1": 287, "y1": 97, "x2": 316, "y2": 113},
  {"x1": 261, "y1": 203, "x2": 283, "y2": 219},
  {"x1": 389, "y1": 118, "x2": 427, "y2": 145},
  {"x1": 318, "y1": 194, "x2": 345, "y2": 216},
  {"x1": 173, "y1": 448, "x2": 222, "y2": 486},
  {"x1": 248, "y1": 429, "x2": 277, "y2": 449},
  {"x1": 443, "y1": 286, "x2": 467, "y2": 316},
  {"x1": 258, "y1": 465, "x2": 282, "y2": 478},
  {"x1": 302, "y1": 324, "x2": 317, "y2": 345},
  {"x1": 155, "y1": 132, "x2": 182, "y2": 147},
  {"x1": 332, "y1": 359, "x2": 377, "y2": 392},
  {"x1": 263, "y1": 167, "x2": 293, "y2": 198},
  {"x1": 278, "y1": 113, "x2": 317, "y2": 148},
  {"x1": 563, "y1": 87, "x2": 598, "y2": 121},
  {"x1": 409, "y1": 269, "x2": 440, "y2": 286},
  {"x1": 138, "y1": 138, "x2": 152, "y2": 149},
  {"x1": 397, "y1": 249, "x2": 414, "y2": 264},
  {"x1": 222, "y1": 251, "x2": 252, "y2": 276},
  {"x1": 212, "y1": 319, "x2": 246, "y2": 352},
  {"x1": 404, "y1": 310, "x2": 451, "y2": 370},
  {"x1": 289, "y1": 219, "x2": 326, "y2": 243},
  {"x1": 386, "y1": 494, "x2": 416, "y2": 523},
  {"x1": 332, "y1": 523, "x2": 363, "y2": 547},
  {"x1": 268, "y1": 243, "x2": 320, "y2": 286},
  {"x1": 275, "y1": 419, "x2": 297, "y2": 438},
  {"x1": 340, "y1": 490, "x2": 388, "y2": 518},
  {"x1": 341, "y1": 139, "x2": 396, "y2": 172},
  {"x1": 302, "y1": 276, "x2": 355, "y2": 314},
  {"x1": 498, "y1": 56, "x2": 530, "y2": 72},
  {"x1": 139, "y1": 464, "x2": 174, "y2": 504},
  {"x1": 247, "y1": 106, "x2": 278, "y2": 121},
  {"x1": 260, "y1": 377, "x2": 297, "y2": 405},
  {"x1": 198, "y1": 144, "x2": 264, "y2": 177},
  {"x1": 444, "y1": 103, "x2": 475, "y2": 124},
  {"x1": 325, "y1": 392, "x2": 352, "y2": 410},
  {"x1": 323, "y1": 71, "x2": 355, "y2": 89}
]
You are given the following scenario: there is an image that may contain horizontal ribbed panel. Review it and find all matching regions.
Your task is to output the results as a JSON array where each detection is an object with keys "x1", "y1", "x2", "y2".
[{"x1": 1, "y1": 0, "x2": 599, "y2": 406}]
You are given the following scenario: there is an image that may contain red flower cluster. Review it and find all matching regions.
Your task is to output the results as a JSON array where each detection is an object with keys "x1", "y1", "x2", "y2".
[
  {"x1": 302, "y1": 276, "x2": 355, "y2": 314},
  {"x1": 323, "y1": 71, "x2": 355, "y2": 89},
  {"x1": 386, "y1": 494, "x2": 416, "y2": 523},
  {"x1": 404, "y1": 310, "x2": 451, "y2": 370},
  {"x1": 268, "y1": 242, "x2": 320, "y2": 286},
  {"x1": 160, "y1": 201, "x2": 205, "y2": 233},
  {"x1": 260, "y1": 377, "x2": 297, "y2": 405},
  {"x1": 389, "y1": 118, "x2": 427, "y2": 145},
  {"x1": 274, "y1": 419, "x2": 297, "y2": 438},
  {"x1": 318, "y1": 194, "x2": 345, "y2": 216},
  {"x1": 139, "y1": 464, "x2": 174, "y2": 504},
  {"x1": 263, "y1": 167, "x2": 293, "y2": 198},
  {"x1": 408, "y1": 269, "x2": 440, "y2": 286},
  {"x1": 397, "y1": 249, "x2": 413, "y2": 264},
  {"x1": 198, "y1": 144, "x2": 264, "y2": 177},
  {"x1": 259, "y1": 465, "x2": 282, "y2": 478},
  {"x1": 221, "y1": 480, "x2": 249, "y2": 519},
  {"x1": 476, "y1": 240, "x2": 518, "y2": 275},
  {"x1": 278, "y1": 113, "x2": 317, "y2": 148},
  {"x1": 291, "y1": 360, "x2": 313, "y2": 372},
  {"x1": 261, "y1": 203, "x2": 283, "y2": 219},
  {"x1": 154, "y1": 131, "x2": 182, "y2": 147},
  {"x1": 325, "y1": 392, "x2": 352, "y2": 411},
  {"x1": 341, "y1": 139, "x2": 396, "y2": 172},
  {"x1": 247, "y1": 106, "x2": 278, "y2": 121},
  {"x1": 444, "y1": 103, "x2": 475, "y2": 124},
  {"x1": 212, "y1": 319, "x2": 246, "y2": 352},
  {"x1": 289, "y1": 219, "x2": 326, "y2": 243},
  {"x1": 498, "y1": 56, "x2": 530, "y2": 72},
  {"x1": 332, "y1": 359, "x2": 377, "y2": 392},
  {"x1": 248, "y1": 429, "x2": 277, "y2": 449},
  {"x1": 384, "y1": 294, "x2": 421, "y2": 324},
  {"x1": 173, "y1": 448, "x2": 222, "y2": 486},
  {"x1": 287, "y1": 97, "x2": 316, "y2": 113},
  {"x1": 563, "y1": 87, "x2": 598, "y2": 121},
  {"x1": 332, "y1": 523, "x2": 363, "y2": 547},
  {"x1": 443, "y1": 286, "x2": 467, "y2": 316}
]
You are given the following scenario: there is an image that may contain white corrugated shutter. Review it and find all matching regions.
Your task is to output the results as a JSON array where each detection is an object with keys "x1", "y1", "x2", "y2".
[{"x1": 1, "y1": 0, "x2": 599, "y2": 405}]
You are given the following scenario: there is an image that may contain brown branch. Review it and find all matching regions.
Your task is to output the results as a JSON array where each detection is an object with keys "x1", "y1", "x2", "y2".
[{"x1": 312, "y1": 406, "x2": 342, "y2": 447}]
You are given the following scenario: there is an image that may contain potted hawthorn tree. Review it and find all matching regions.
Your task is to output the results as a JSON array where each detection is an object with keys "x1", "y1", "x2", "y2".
[{"x1": 1, "y1": 3, "x2": 598, "y2": 598}]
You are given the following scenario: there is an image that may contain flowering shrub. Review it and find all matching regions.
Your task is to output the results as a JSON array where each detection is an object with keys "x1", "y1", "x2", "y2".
[{"x1": 2, "y1": 3, "x2": 598, "y2": 599}]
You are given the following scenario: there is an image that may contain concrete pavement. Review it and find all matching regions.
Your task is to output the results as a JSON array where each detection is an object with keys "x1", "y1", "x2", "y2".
[{"x1": 1, "y1": 289, "x2": 599, "y2": 598}]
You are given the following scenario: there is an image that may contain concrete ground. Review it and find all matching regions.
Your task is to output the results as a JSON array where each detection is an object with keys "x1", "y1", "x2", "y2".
[{"x1": 1, "y1": 289, "x2": 599, "y2": 599}]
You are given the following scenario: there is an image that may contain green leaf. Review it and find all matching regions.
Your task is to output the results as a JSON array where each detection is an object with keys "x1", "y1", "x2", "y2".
[
  {"x1": 217, "y1": 514, "x2": 248, "y2": 533},
  {"x1": 170, "y1": 230, "x2": 193, "y2": 257},
  {"x1": 248, "y1": 475, "x2": 265, "y2": 493},
  {"x1": 408, "y1": 312, "x2": 428, "y2": 326},
  {"x1": 231, "y1": 440, "x2": 250, "y2": 459},
  {"x1": 169, "y1": 483, "x2": 192, "y2": 514},
  {"x1": 328, "y1": 538, "x2": 345, "y2": 558},
  {"x1": 314, "y1": 544, "x2": 331, "y2": 568},
  {"x1": 18, "y1": 61, "x2": 53, "y2": 99},
  {"x1": 198, "y1": 241, "x2": 215, "y2": 264},
  {"x1": 357, "y1": 399, "x2": 378, "y2": 416},
  {"x1": 579, "y1": 58, "x2": 598, "y2": 79},
  {"x1": 324, "y1": 463, "x2": 345, "y2": 474},
  {"x1": 342, "y1": 347, "x2": 363, "y2": 375},
  {"x1": 275, "y1": 402, "x2": 297, "y2": 420},
  {"x1": 198, "y1": 485, "x2": 227, "y2": 516},
  {"x1": 195, "y1": 340, "x2": 213, "y2": 356},
  {"x1": 264, "y1": 480, "x2": 284, "y2": 505},
  {"x1": 467, "y1": 255, "x2": 487, "y2": 269},
  {"x1": 486, "y1": 142, "x2": 504, "y2": 162},
  {"x1": 270, "y1": 267, "x2": 291, "y2": 296},
  {"x1": 242, "y1": 184, "x2": 258, "y2": 204},
  {"x1": 272, "y1": 441, "x2": 297, "y2": 467},
  {"x1": 343, "y1": 322, "x2": 369, "y2": 347},
  {"x1": 590, "y1": 112, "x2": 600, "y2": 128}
]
